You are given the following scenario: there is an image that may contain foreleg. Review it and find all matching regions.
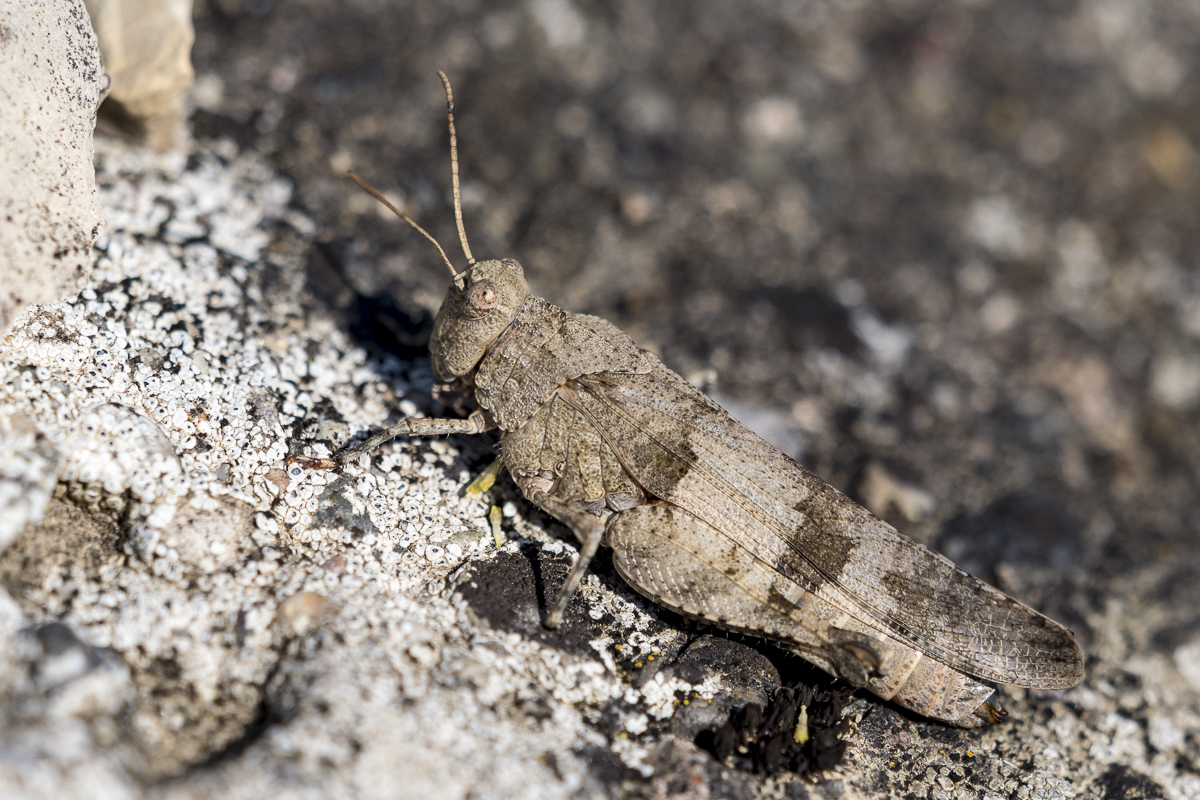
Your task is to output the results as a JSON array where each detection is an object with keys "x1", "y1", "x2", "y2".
[{"x1": 337, "y1": 409, "x2": 494, "y2": 462}]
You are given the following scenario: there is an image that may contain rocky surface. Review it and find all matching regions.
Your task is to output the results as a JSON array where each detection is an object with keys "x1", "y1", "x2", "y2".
[
  {"x1": 0, "y1": 0, "x2": 106, "y2": 336},
  {"x1": 3, "y1": 0, "x2": 1200, "y2": 797}
]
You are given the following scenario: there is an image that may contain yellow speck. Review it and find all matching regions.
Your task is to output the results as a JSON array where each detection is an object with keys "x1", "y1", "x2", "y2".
[
  {"x1": 683, "y1": 699, "x2": 689, "y2": 705},
  {"x1": 939, "y1": 749, "x2": 946, "y2": 755},
  {"x1": 793, "y1": 705, "x2": 809, "y2": 744},
  {"x1": 618, "y1": 732, "x2": 628, "y2": 739},
  {"x1": 488, "y1": 505, "x2": 504, "y2": 547},
  {"x1": 634, "y1": 662, "x2": 642, "y2": 668},
  {"x1": 614, "y1": 644, "x2": 623, "y2": 651},
  {"x1": 647, "y1": 655, "x2": 654, "y2": 661},
  {"x1": 466, "y1": 458, "x2": 503, "y2": 494},
  {"x1": 967, "y1": 751, "x2": 974, "y2": 758}
]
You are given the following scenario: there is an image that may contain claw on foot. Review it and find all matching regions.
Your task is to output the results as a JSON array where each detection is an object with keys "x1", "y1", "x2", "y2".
[{"x1": 974, "y1": 692, "x2": 1007, "y2": 723}]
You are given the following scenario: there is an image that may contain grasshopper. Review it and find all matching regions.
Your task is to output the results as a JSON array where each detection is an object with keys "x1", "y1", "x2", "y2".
[{"x1": 313, "y1": 73, "x2": 1084, "y2": 725}]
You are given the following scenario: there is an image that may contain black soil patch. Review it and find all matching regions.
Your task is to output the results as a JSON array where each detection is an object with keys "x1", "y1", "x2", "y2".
[
  {"x1": 695, "y1": 682, "x2": 854, "y2": 776},
  {"x1": 455, "y1": 543, "x2": 614, "y2": 657},
  {"x1": 1096, "y1": 764, "x2": 1169, "y2": 800}
]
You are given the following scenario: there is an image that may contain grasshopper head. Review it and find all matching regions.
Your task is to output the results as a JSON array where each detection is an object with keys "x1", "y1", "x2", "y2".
[
  {"x1": 350, "y1": 76, "x2": 531, "y2": 382},
  {"x1": 430, "y1": 258, "x2": 530, "y2": 380}
]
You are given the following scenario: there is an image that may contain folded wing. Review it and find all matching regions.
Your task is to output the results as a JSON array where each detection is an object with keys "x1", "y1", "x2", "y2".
[{"x1": 566, "y1": 366, "x2": 1083, "y2": 690}]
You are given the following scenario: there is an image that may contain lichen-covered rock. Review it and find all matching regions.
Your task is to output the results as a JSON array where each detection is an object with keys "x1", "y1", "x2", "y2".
[{"x1": 0, "y1": 0, "x2": 106, "y2": 337}]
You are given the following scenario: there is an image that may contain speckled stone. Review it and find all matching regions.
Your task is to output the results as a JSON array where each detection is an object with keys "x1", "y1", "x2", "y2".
[{"x1": 0, "y1": 0, "x2": 106, "y2": 336}]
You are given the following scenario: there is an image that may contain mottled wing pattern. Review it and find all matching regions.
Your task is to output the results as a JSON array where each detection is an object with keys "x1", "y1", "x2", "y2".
[{"x1": 565, "y1": 365, "x2": 1083, "y2": 690}]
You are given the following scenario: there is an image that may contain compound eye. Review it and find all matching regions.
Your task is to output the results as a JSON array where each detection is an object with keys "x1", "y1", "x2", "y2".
[{"x1": 463, "y1": 279, "x2": 499, "y2": 318}]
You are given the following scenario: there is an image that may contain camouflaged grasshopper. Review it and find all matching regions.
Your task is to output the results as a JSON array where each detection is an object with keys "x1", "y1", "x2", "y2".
[{"x1": 324, "y1": 73, "x2": 1084, "y2": 725}]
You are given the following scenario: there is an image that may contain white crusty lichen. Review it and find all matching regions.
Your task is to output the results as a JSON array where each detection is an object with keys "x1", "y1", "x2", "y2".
[
  {"x1": 0, "y1": 133, "x2": 703, "y2": 794},
  {"x1": 60, "y1": 403, "x2": 186, "y2": 539}
]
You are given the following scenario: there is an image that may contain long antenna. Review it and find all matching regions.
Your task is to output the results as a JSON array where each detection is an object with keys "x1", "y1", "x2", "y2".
[
  {"x1": 437, "y1": 71, "x2": 476, "y2": 266},
  {"x1": 347, "y1": 172, "x2": 464, "y2": 290}
]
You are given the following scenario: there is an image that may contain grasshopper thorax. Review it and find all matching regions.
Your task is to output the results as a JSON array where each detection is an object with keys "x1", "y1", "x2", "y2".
[{"x1": 430, "y1": 258, "x2": 530, "y2": 380}]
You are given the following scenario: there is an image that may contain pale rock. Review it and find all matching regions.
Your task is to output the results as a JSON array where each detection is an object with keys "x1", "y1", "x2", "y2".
[
  {"x1": 0, "y1": 0, "x2": 105, "y2": 336},
  {"x1": 1174, "y1": 638, "x2": 1200, "y2": 695},
  {"x1": 0, "y1": 587, "x2": 24, "y2": 695},
  {"x1": 0, "y1": 410, "x2": 63, "y2": 552}
]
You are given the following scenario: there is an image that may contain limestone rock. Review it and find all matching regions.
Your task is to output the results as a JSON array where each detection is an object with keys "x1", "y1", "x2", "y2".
[{"x1": 0, "y1": 0, "x2": 105, "y2": 337}]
